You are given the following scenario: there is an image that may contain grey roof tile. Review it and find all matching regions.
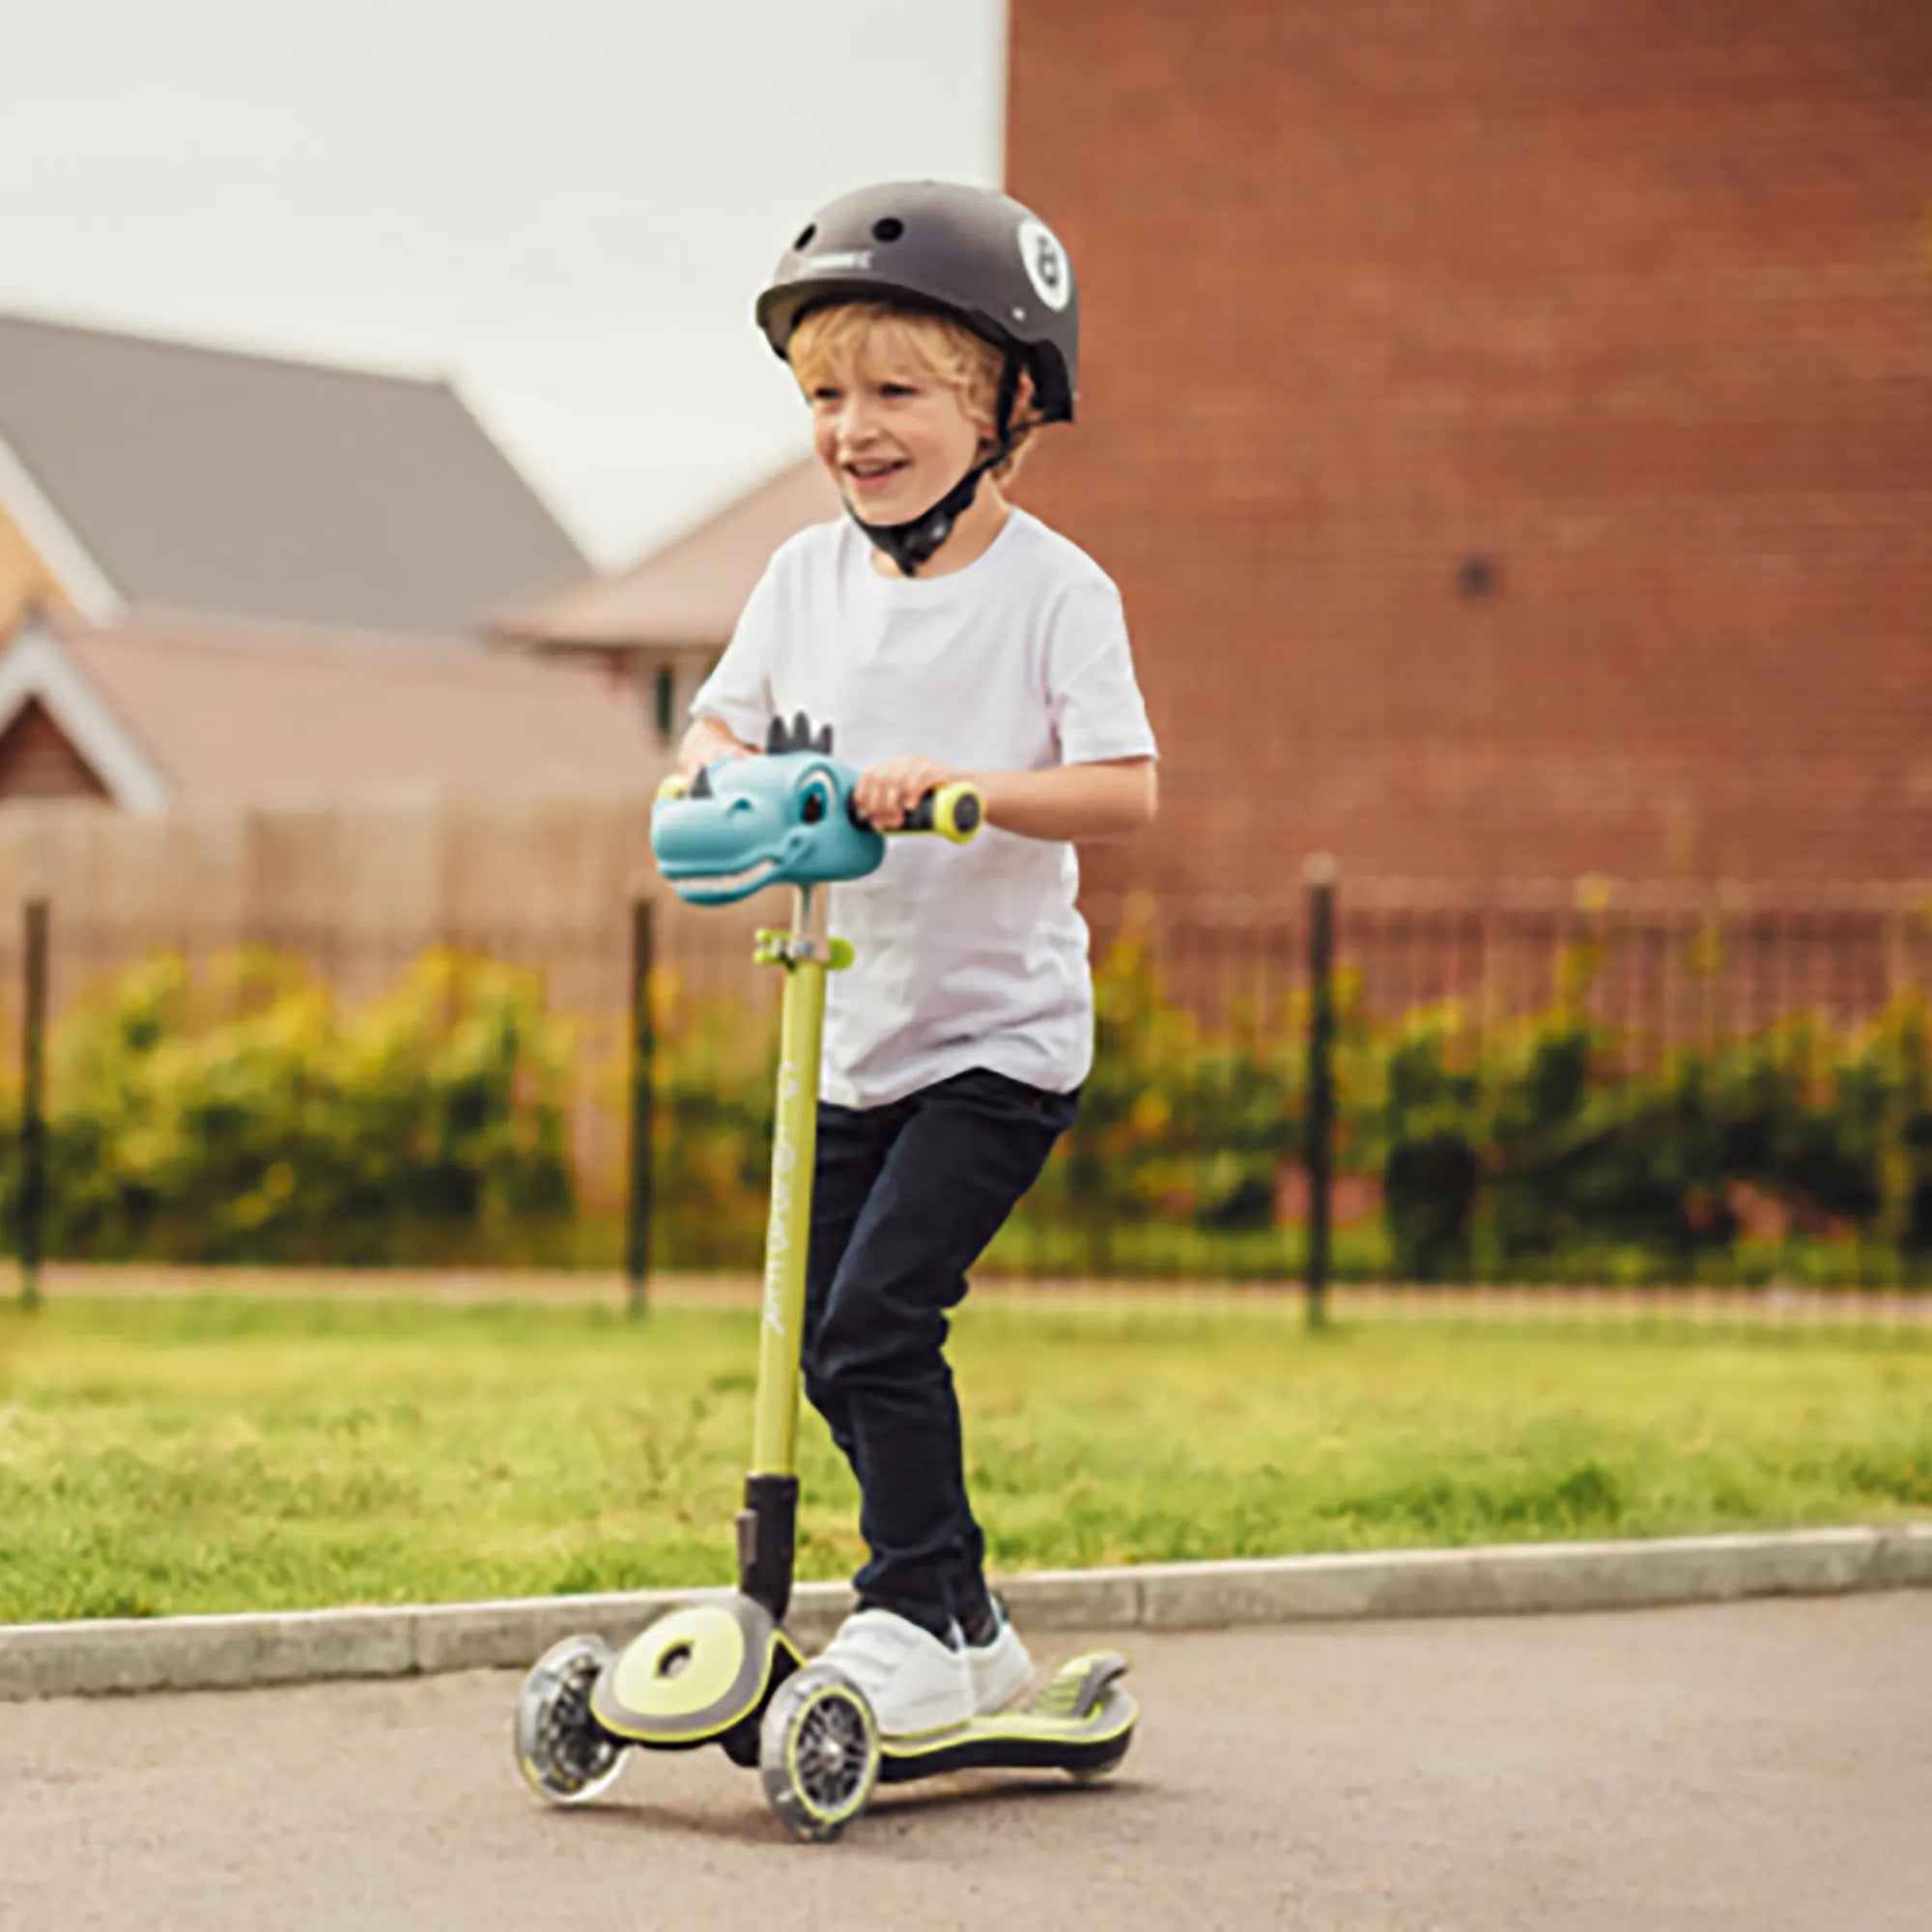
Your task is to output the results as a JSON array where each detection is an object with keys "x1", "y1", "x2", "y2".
[{"x1": 0, "y1": 312, "x2": 590, "y2": 639}]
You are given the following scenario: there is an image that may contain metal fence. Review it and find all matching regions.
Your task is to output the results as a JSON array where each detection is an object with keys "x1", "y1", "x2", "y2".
[
  {"x1": 1098, "y1": 878, "x2": 1931, "y2": 1297},
  {"x1": 1087, "y1": 878, "x2": 1932, "y2": 1042},
  {"x1": 9, "y1": 872, "x2": 1932, "y2": 1307}
]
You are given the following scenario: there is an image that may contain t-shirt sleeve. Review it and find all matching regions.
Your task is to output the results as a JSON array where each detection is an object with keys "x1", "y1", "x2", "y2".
[
  {"x1": 689, "y1": 556, "x2": 781, "y2": 746},
  {"x1": 1045, "y1": 578, "x2": 1159, "y2": 766}
]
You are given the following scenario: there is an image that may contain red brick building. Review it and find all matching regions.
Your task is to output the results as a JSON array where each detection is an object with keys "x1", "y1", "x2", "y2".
[{"x1": 1007, "y1": 0, "x2": 1932, "y2": 894}]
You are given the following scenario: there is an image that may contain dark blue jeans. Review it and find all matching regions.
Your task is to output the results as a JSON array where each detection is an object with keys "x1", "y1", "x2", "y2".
[{"x1": 803, "y1": 1066, "x2": 1078, "y2": 1643}]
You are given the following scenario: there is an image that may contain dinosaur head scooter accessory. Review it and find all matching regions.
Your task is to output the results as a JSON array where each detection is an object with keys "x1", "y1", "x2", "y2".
[
  {"x1": 650, "y1": 711, "x2": 980, "y2": 906},
  {"x1": 753, "y1": 181, "x2": 1080, "y2": 577}
]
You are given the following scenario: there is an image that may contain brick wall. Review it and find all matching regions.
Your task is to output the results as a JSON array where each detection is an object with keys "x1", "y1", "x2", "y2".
[{"x1": 1007, "y1": 0, "x2": 1932, "y2": 894}]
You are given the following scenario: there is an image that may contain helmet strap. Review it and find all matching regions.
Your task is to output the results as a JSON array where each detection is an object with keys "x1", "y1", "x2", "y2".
[{"x1": 847, "y1": 355, "x2": 1022, "y2": 578}]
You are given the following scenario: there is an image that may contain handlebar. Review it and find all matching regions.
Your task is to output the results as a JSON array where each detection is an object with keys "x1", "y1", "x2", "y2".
[
  {"x1": 857, "y1": 781, "x2": 982, "y2": 844},
  {"x1": 656, "y1": 770, "x2": 981, "y2": 845}
]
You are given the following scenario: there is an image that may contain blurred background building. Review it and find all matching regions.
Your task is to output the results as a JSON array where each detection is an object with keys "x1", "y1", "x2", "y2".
[
  {"x1": 0, "y1": 313, "x2": 655, "y2": 808},
  {"x1": 6, "y1": 5, "x2": 1926, "y2": 881},
  {"x1": 1003, "y1": 0, "x2": 1932, "y2": 895}
]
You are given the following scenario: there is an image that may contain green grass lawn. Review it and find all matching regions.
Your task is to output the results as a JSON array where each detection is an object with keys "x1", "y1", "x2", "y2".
[{"x1": 1, "y1": 1294, "x2": 1926, "y2": 1623}]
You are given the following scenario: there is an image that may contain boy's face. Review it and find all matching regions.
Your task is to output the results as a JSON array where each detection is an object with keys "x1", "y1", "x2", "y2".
[{"x1": 804, "y1": 354, "x2": 985, "y2": 526}]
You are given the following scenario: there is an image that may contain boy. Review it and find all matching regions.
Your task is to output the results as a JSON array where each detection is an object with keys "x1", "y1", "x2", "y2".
[{"x1": 679, "y1": 182, "x2": 1158, "y2": 1737}]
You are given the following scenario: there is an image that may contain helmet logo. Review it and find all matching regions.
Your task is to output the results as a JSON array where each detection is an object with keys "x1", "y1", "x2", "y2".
[
  {"x1": 1017, "y1": 218, "x2": 1071, "y2": 313},
  {"x1": 803, "y1": 248, "x2": 874, "y2": 274}
]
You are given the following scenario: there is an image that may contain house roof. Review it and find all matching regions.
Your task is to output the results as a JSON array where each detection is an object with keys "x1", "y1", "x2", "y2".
[
  {"x1": 500, "y1": 455, "x2": 842, "y2": 652},
  {"x1": 0, "y1": 311, "x2": 590, "y2": 639},
  {"x1": 0, "y1": 611, "x2": 662, "y2": 810}
]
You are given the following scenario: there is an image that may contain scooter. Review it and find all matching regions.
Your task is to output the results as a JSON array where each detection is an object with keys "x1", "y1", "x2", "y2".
[{"x1": 514, "y1": 713, "x2": 1134, "y2": 1843}]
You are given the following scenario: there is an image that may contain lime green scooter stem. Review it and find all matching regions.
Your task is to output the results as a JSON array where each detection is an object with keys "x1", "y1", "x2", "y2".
[
  {"x1": 734, "y1": 785, "x2": 976, "y2": 1617},
  {"x1": 750, "y1": 888, "x2": 842, "y2": 1478}
]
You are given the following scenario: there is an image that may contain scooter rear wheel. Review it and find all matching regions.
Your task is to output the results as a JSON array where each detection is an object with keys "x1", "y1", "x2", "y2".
[
  {"x1": 515, "y1": 1634, "x2": 625, "y2": 1805},
  {"x1": 759, "y1": 1664, "x2": 881, "y2": 1843}
]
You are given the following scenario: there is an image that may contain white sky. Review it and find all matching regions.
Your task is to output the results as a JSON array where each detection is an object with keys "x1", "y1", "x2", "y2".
[{"x1": 0, "y1": 0, "x2": 1007, "y2": 567}]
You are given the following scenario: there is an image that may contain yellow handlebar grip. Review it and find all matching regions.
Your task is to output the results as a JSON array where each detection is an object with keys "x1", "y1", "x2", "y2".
[
  {"x1": 888, "y1": 782, "x2": 983, "y2": 840},
  {"x1": 930, "y1": 781, "x2": 983, "y2": 843},
  {"x1": 656, "y1": 772, "x2": 690, "y2": 803}
]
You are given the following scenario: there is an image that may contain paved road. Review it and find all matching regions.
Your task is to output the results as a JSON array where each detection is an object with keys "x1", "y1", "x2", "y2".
[{"x1": 4, "y1": 1595, "x2": 1926, "y2": 1931}]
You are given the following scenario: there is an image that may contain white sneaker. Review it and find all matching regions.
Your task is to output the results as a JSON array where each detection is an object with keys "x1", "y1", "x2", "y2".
[
  {"x1": 966, "y1": 1604, "x2": 1034, "y2": 1714},
  {"x1": 815, "y1": 1608, "x2": 973, "y2": 1737}
]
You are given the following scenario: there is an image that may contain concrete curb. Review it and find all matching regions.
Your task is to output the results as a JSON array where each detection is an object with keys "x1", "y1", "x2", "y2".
[{"x1": 3, "y1": 1525, "x2": 1925, "y2": 1702}]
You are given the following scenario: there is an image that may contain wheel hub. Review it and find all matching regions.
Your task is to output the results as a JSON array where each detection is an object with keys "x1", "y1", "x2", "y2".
[
  {"x1": 796, "y1": 1698, "x2": 867, "y2": 1807},
  {"x1": 546, "y1": 1671, "x2": 617, "y2": 1784},
  {"x1": 517, "y1": 1634, "x2": 627, "y2": 1807}
]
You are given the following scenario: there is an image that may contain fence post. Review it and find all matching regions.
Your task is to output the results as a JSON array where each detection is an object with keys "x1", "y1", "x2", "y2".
[
  {"x1": 624, "y1": 896, "x2": 655, "y2": 1319},
  {"x1": 1303, "y1": 855, "x2": 1336, "y2": 1331},
  {"x1": 20, "y1": 897, "x2": 47, "y2": 1313}
]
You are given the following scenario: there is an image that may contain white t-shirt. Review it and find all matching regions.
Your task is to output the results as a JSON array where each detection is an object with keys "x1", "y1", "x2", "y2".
[{"x1": 690, "y1": 506, "x2": 1157, "y2": 1109}]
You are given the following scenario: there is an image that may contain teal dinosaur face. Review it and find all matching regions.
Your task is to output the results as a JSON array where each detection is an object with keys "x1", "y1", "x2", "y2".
[{"x1": 651, "y1": 717, "x2": 885, "y2": 905}]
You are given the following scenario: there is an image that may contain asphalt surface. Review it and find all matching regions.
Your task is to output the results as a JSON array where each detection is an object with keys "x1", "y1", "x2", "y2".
[{"x1": 3, "y1": 1594, "x2": 1926, "y2": 1932}]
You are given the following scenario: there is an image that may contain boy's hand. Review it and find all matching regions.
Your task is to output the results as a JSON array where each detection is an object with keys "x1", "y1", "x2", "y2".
[
  {"x1": 676, "y1": 716, "x2": 757, "y2": 778},
  {"x1": 854, "y1": 754, "x2": 962, "y2": 830}
]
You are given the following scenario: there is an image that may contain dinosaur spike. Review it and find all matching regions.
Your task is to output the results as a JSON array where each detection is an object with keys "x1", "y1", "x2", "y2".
[
  {"x1": 688, "y1": 762, "x2": 714, "y2": 799},
  {"x1": 791, "y1": 711, "x2": 811, "y2": 753},
  {"x1": 765, "y1": 717, "x2": 787, "y2": 754},
  {"x1": 815, "y1": 724, "x2": 834, "y2": 753}
]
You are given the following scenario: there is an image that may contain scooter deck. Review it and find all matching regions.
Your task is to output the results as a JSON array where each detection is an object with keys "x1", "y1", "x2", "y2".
[{"x1": 876, "y1": 1648, "x2": 1135, "y2": 1783}]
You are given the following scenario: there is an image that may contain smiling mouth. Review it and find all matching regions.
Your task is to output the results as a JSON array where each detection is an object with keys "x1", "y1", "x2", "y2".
[{"x1": 844, "y1": 460, "x2": 909, "y2": 486}]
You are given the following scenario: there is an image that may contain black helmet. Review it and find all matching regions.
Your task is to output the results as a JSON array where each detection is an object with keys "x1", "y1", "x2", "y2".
[
  {"x1": 754, "y1": 182, "x2": 1079, "y2": 575},
  {"x1": 755, "y1": 181, "x2": 1079, "y2": 423}
]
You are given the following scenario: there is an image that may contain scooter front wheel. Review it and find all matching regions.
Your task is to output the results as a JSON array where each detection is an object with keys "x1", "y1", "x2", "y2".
[
  {"x1": 515, "y1": 1634, "x2": 625, "y2": 1805},
  {"x1": 759, "y1": 1664, "x2": 881, "y2": 1842}
]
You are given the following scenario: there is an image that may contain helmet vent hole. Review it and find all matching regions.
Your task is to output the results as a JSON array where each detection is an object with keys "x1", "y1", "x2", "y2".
[
  {"x1": 794, "y1": 223, "x2": 817, "y2": 250},
  {"x1": 871, "y1": 216, "x2": 904, "y2": 243}
]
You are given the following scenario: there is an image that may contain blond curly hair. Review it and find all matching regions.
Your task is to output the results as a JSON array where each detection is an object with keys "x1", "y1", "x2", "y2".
[{"x1": 786, "y1": 301, "x2": 1043, "y2": 484}]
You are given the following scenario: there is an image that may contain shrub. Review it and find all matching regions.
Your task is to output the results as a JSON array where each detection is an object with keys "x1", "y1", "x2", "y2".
[
  {"x1": 0, "y1": 951, "x2": 574, "y2": 1264},
  {"x1": 2, "y1": 938, "x2": 1926, "y2": 1286}
]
